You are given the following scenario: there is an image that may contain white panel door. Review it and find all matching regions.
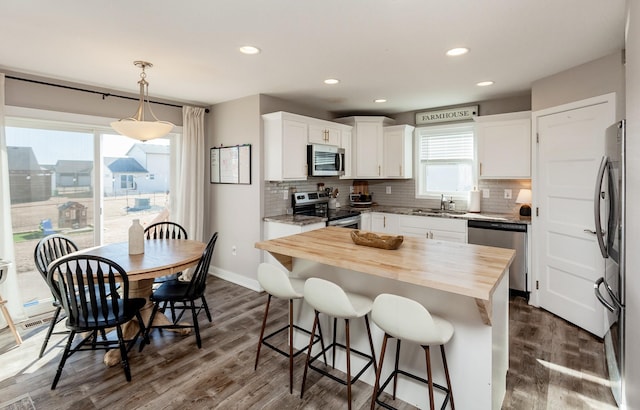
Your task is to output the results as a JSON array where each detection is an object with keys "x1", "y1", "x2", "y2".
[{"x1": 536, "y1": 100, "x2": 614, "y2": 337}]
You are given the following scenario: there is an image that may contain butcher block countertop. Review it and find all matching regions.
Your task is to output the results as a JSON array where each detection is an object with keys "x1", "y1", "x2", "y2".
[{"x1": 255, "y1": 226, "x2": 515, "y2": 325}]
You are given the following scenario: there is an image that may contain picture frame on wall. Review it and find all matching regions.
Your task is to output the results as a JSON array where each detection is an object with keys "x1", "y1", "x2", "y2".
[{"x1": 210, "y1": 144, "x2": 251, "y2": 184}]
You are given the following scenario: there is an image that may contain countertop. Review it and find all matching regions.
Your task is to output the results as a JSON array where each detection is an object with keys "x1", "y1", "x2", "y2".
[
  {"x1": 264, "y1": 205, "x2": 531, "y2": 226},
  {"x1": 255, "y1": 226, "x2": 515, "y2": 302}
]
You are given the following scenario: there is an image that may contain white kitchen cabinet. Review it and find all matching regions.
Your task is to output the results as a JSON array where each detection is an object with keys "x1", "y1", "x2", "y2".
[
  {"x1": 263, "y1": 220, "x2": 326, "y2": 265},
  {"x1": 383, "y1": 125, "x2": 414, "y2": 178},
  {"x1": 263, "y1": 112, "x2": 309, "y2": 181},
  {"x1": 264, "y1": 221, "x2": 326, "y2": 240},
  {"x1": 335, "y1": 116, "x2": 396, "y2": 178},
  {"x1": 475, "y1": 111, "x2": 531, "y2": 179},
  {"x1": 308, "y1": 123, "x2": 341, "y2": 146},
  {"x1": 359, "y1": 212, "x2": 371, "y2": 231},
  {"x1": 398, "y1": 215, "x2": 467, "y2": 243},
  {"x1": 263, "y1": 112, "x2": 352, "y2": 181},
  {"x1": 340, "y1": 129, "x2": 353, "y2": 179},
  {"x1": 371, "y1": 212, "x2": 399, "y2": 234}
]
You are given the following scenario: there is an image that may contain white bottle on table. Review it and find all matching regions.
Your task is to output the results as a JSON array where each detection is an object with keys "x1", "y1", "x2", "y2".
[{"x1": 128, "y1": 219, "x2": 144, "y2": 255}]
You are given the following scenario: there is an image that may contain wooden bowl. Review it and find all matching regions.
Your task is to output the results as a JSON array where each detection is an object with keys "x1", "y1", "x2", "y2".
[{"x1": 350, "y1": 230, "x2": 403, "y2": 250}]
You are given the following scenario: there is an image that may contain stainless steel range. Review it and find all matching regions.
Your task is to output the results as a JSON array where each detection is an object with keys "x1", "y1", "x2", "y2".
[{"x1": 292, "y1": 191, "x2": 361, "y2": 228}]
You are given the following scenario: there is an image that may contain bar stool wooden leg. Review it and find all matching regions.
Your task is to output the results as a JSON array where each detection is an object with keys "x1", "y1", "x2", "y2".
[
  {"x1": 254, "y1": 294, "x2": 272, "y2": 371},
  {"x1": 345, "y1": 318, "x2": 352, "y2": 410},
  {"x1": 288, "y1": 299, "x2": 294, "y2": 394},
  {"x1": 300, "y1": 310, "x2": 320, "y2": 399},
  {"x1": 370, "y1": 333, "x2": 389, "y2": 410},
  {"x1": 441, "y1": 345, "x2": 455, "y2": 409},
  {"x1": 393, "y1": 339, "x2": 401, "y2": 399},
  {"x1": 424, "y1": 346, "x2": 435, "y2": 410},
  {"x1": 0, "y1": 295, "x2": 22, "y2": 345}
]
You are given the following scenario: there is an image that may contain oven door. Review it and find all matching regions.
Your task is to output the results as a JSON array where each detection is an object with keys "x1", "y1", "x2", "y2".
[{"x1": 328, "y1": 215, "x2": 360, "y2": 229}]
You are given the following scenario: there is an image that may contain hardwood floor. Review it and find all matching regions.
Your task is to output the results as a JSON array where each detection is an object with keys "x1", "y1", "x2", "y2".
[{"x1": 0, "y1": 277, "x2": 617, "y2": 409}]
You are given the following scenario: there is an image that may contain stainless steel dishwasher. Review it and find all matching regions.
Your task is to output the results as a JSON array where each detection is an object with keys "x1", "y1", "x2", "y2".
[{"x1": 467, "y1": 220, "x2": 528, "y2": 296}]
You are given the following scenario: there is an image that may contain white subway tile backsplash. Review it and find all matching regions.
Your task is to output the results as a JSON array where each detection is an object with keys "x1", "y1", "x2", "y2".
[{"x1": 265, "y1": 178, "x2": 531, "y2": 216}]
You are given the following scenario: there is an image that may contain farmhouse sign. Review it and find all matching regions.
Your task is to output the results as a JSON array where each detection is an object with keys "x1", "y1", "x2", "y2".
[{"x1": 415, "y1": 105, "x2": 478, "y2": 125}]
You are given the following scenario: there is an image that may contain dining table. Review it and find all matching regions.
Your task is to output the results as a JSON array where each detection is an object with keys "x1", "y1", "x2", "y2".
[{"x1": 64, "y1": 238, "x2": 206, "y2": 366}]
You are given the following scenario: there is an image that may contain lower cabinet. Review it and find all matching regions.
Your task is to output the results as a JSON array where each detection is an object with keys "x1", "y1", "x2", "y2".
[
  {"x1": 398, "y1": 215, "x2": 468, "y2": 243},
  {"x1": 264, "y1": 221, "x2": 326, "y2": 264},
  {"x1": 359, "y1": 212, "x2": 372, "y2": 231},
  {"x1": 264, "y1": 221, "x2": 326, "y2": 240},
  {"x1": 358, "y1": 212, "x2": 469, "y2": 243},
  {"x1": 371, "y1": 212, "x2": 399, "y2": 233}
]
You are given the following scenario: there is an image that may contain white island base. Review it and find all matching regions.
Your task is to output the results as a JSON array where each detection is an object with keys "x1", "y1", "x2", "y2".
[{"x1": 288, "y1": 260, "x2": 509, "y2": 410}]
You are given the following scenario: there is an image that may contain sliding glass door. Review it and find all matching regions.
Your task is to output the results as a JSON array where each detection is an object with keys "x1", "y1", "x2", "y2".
[{"x1": 5, "y1": 120, "x2": 173, "y2": 318}]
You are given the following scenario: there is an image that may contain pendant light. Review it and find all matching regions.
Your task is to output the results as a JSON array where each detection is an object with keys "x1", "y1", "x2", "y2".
[{"x1": 110, "y1": 61, "x2": 174, "y2": 142}]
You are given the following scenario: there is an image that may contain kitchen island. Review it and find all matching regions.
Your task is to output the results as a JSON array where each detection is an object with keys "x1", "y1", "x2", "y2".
[{"x1": 255, "y1": 227, "x2": 514, "y2": 409}]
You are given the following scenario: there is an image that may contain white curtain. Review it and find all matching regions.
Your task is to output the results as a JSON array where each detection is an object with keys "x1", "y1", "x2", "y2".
[
  {"x1": 173, "y1": 106, "x2": 205, "y2": 242},
  {"x1": 0, "y1": 73, "x2": 26, "y2": 327}
]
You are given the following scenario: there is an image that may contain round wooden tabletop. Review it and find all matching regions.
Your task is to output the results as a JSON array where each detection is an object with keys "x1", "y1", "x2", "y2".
[{"x1": 71, "y1": 239, "x2": 206, "y2": 281}]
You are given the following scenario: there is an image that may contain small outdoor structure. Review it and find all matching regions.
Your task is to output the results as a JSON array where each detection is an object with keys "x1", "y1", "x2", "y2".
[{"x1": 58, "y1": 201, "x2": 87, "y2": 229}]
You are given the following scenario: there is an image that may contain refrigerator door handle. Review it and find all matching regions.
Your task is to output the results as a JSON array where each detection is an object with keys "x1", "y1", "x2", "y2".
[
  {"x1": 603, "y1": 278, "x2": 623, "y2": 309},
  {"x1": 594, "y1": 277, "x2": 617, "y2": 312},
  {"x1": 594, "y1": 156, "x2": 609, "y2": 258}
]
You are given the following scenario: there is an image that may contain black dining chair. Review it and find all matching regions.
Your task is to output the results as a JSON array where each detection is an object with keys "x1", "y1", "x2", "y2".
[
  {"x1": 144, "y1": 221, "x2": 188, "y2": 284},
  {"x1": 33, "y1": 234, "x2": 78, "y2": 358},
  {"x1": 142, "y1": 232, "x2": 218, "y2": 349},
  {"x1": 48, "y1": 255, "x2": 148, "y2": 390}
]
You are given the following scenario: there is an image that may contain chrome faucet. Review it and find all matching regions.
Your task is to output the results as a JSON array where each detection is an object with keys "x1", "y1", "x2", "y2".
[{"x1": 440, "y1": 194, "x2": 446, "y2": 210}]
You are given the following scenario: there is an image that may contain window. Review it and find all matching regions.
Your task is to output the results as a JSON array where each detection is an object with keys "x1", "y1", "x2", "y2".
[
  {"x1": 120, "y1": 174, "x2": 135, "y2": 189},
  {"x1": 4, "y1": 112, "x2": 175, "y2": 318},
  {"x1": 415, "y1": 123, "x2": 475, "y2": 198}
]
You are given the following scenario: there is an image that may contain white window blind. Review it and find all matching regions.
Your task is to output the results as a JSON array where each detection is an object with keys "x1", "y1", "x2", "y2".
[{"x1": 416, "y1": 123, "x2": 475, "y2": 197}]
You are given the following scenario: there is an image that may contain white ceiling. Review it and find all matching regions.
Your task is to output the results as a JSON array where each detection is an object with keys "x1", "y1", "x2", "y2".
[{"x1": 0, "y1": 1, "x2": 627, "y2": 115}]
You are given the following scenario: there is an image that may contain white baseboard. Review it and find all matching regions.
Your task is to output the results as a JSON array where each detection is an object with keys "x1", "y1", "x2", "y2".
[{"x1": 208, "y1": 266, "x2": 262, "y2": 292}]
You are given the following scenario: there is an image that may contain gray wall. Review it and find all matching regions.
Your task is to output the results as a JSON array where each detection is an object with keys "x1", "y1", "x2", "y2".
[
  {"x1": 205, "y1": 95, "x2": 262, "y2": 285},
  {"x1": 531, "y1": 51, "x2": 625, "y2": 118},
  {"x1": 4, "y1": 70, "x2": 184, "y2": 125}
]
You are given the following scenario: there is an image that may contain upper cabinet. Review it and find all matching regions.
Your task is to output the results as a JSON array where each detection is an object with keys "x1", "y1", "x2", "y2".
[
  {"x1": 335, "y1": 116, "x2": 413, "y2": 179},
  {"x1": 263, "y1": 111, "x2": 352, "y2": 181},
  {"x1": 475, "y1": 111, "x2": 531, "y2": 179},
  {"x1": 308, "y1": 123, "x2": 341, "y2": 146},
  {"x1": 383, "y1": 125, "x2": 414, "y2": 178}
]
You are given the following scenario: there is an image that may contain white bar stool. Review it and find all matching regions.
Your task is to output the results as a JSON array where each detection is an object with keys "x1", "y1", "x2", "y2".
[
  {"x1": 254, "y1": 263, "x2": 326, "y2": 393},
  {"x1": 370, "y1": 293, "x2": 454, "y2": 410},
  {"x1": 300, "y1": 277, "x2": 377, "y2": 410}
]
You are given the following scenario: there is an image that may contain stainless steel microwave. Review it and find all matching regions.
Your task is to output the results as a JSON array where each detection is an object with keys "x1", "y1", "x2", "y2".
[{"x1": 307, "y1": 144, "x2": 345, "y2": 177}]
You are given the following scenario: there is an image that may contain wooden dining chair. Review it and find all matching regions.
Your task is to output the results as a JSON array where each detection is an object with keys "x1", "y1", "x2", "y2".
[
  {"x1": 144, "y1": 221, "x2": 188, "y2": 284},
  {"x1": 33, "y1": 234, "x2": 79, "y2": 358},
  {"x1": 141, "y1": 232, "x2": 218, "y2": 349},
  {"x1": 48, "y1": 255, "x2": 148, "y2": 389}
]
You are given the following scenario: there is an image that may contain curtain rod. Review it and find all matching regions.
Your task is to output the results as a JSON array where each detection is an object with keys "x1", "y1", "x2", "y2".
[{"x1": 6, "y1": 75, "x2": 210, "y2": 113}]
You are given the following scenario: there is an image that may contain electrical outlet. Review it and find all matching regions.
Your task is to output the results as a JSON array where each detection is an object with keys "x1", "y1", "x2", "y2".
[
  {"x1": 232, "y1": 246, "x2": 237, "y2": 256},
  {"x1": 482, "y1": 189, "x2": 490, "y2": 198},
  {"x1": 283, "y1": 190, "x2": 288, "y2": 200},
  {"x1": 386, "y1": 186, "x2": 391, "y2": 194},
  {"x1": 504, "y1": 189, "x2": 512, "y2": 199}
]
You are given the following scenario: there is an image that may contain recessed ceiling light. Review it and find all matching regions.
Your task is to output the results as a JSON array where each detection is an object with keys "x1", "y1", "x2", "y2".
[
  {"x1": 446, "y1": 47, "x2": 469, "y2": 57},
  {"x1": 324, "y1": 78, "x2": 340, "y2": 85},
  {"x1": 477, "y1": 81, "x2": 495, "y2": 87},
  {"x1": 239, "y1": 46, "x2": 260, "y2": 55},
  {"x1": 374, "y1": 99, "x2": 387, "y2": 103}
]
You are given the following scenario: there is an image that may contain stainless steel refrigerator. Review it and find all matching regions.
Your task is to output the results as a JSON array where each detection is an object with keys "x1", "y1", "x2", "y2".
[{"x1": 594, "y1": 119, "x2": 625, "y2": 407}]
